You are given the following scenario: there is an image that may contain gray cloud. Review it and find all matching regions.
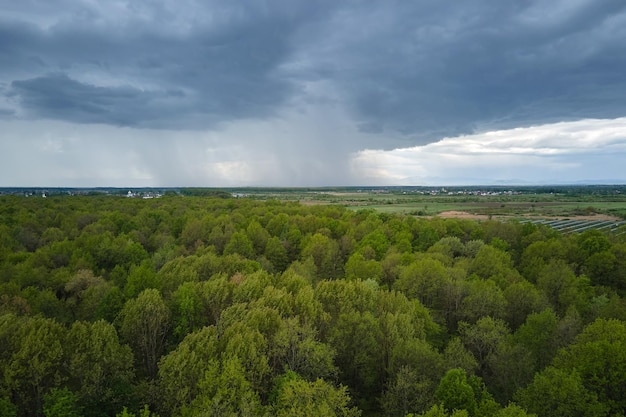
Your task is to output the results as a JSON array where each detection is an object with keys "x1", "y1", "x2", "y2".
[
  {"x1": 1, "y1": 1, "x2": 335, "y2": 128},
  {"x1": 1, "y1": 0, "x2": 626, "y2": 186},
  {"x1": 11, "y1": 73, "x2": 162, "y2": 125},
  {"x1": 2, "y1": 0, "x2": 625, "y2": 139},
  {"x1": 296, "y1": 0, "x2": 626, "y2": 146}
]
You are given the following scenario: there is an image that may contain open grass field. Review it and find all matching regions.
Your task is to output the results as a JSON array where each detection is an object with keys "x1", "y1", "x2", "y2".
[{"x1": 235, "y1": 186, "x2": 626, "y2": 221}]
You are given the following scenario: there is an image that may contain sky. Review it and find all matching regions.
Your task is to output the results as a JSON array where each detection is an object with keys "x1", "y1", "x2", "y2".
[{"x1": 1, "y1": 0, "x2": 626, "y2": 187}]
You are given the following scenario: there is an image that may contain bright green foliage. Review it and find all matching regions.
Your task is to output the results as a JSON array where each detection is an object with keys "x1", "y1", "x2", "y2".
[
  {"x1": 224, "y1": 231, "x2": 255, "y2": 259},
  {"x1": 429, "y1": 237, "x2": 465, "y2": 259},
  {"x1": 494, "y1": 404, "x2": 536, "y2": 417},
  {"x1": 158, "y1": 326, "x2": 219, "y2": 414},
  {"x1": 5, "y1": 316, "x2": 66, "y2": 416},
  {"x1": 469, "y1": 245, "x2": 516, "y2": 285},
  {"x1": 578, "y1": 230, "x2": 611, "y2": 258},
  {"x1": 514, "y1": 367, "x2": 607, "y2": 417},
  {"x1": 220, "y1": 322, "x2": 271, "y2": 394},
  {"x1": 443, "y1": 338, "x2": 478, "y2": 375},
  {"x1": 185, "y1": 358, "x2": 262, "y2": 417},
  {"x1": 171, "y1": 282, "x2": 203, "y2": 339},
  {"x1": 270, "y1": 374, "x2": 361, "y2": 417},
  {"x1": 156, "y1": 256, "x2": 199, "y2": 294},
  {"x1": 358, "y1": 230, "x2": 390, "y2": 260},
  {"x1": 124, "y1": 260, "x2": 159, "y2": 299},
  {"x1": 43, "y1": 388, "x2": 81, "y2": 417},
  {"x1": 277, "y1": 317, "x2": 337, "y2": 381},
  {"x1": 245, "y1": 220, "x2": 270, "y2": 255},
  {"x1": 314, "y1": 280, "x2": 377, "y2": 323},
  {"x1": 553, "y1": 318, "x2": 626, "y2": 415},
  {"x1": 329, "y1": 310, "x2": 382, "y2": 405},
  {"x1": 394, "y1": 257, "x2": 449, "y2": 309},
  {"x1": 435, "y1": 369, "x2": 476, "y2": 416},
  {"x1": 344, "y1": 252, "x2": 383, "y2": 282},
  {"x1": 119, "y1": 289, "x2": 171, "y2": 379},
  {"x1": 2, "y1": 195, "x2": 626, "y2": 417},
  {"x1": 66, "y1": 320, "x2": 134, "y2": 416}
]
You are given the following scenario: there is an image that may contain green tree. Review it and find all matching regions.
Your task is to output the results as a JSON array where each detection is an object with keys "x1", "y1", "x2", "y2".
[
  {"x1": 223, "y1": 231, "x2": 255, "y2": 259},
  {"x1": 264, "y1": 236, "x2": 289, "y2": 272},
  {"x1": 301, "y1": 233, "x2": 342, "y2": 280},
  {"x1": 394, "y1": 257, "x2": 449, "y2": 309},
  {"x1": 124, "y1": 260, "x2": 159, "y2": 299},
  {"x1": 6, "y1": 316, "x2": 66, "y2": 416},
  {"x1": 185, "y1": 358, "x2": 262, "y2": 417},
  {"x1": 553, "y1": 318, "x2": 626, "y2": 415},
  {"x1": 514, "y1": 367, "x2": 606, "y2": 417},
  {"x1": 42, "y1": 388, "x2": 81, "y2": 417},
  {"x1": 502, "y1": 280, "x2": 545, "y2": 330},
  {"x1": 270, "y1": 373, "x2": 361, "y2": 417},
  {"x1": 358, "y1": 230, "x2": 390, "y2": 260},
  {"x1": 0, "y1": 397, "x2": 17, "y2": 417},
  {"x1": 495, "y1": 404, "x2": 535, "y2": 417},
  {"x1": 278, "y1": 317, "x2": 337, "y2": 381},
  {"x1": 329, "y1": 310, "x2": 382, "y2": 408},
  {"x1": 156, "y1": 256, "x2": 199, "y2": 295},
  {"x1": 536, "y1": 260, "x2": 586, "y2": 316},
  {"x1": 460, "y1": 279, "x2": 506, "y2": 323},
  {"x1": 435, "y1": 369, "x2": 476, "y2": 416},
  {"x1": 443, "y1": 338, "x2": 478, "y2": 376},
  {"x1": 63, "y1": 269, "x2": 107, "y2": 319},
  {"x1": 158, "y1": 326, "x2": 219, "y2": 415},
  {"x1": 485, "y1": 340, "x2": 535, "y2": 404},
  {"x1": 344, "y1": 252, "x2": 383, "y2": 282},
  {"x1": 513, "y1": 309, "x2": 558, "y2": 369},
  {"x1": 115, "y1": 404, "x2": 158, "y2": 417},
  {"x1": 119, "y1": 289, "x2": 171, "y2": 379},
  {"x1": 171, "y1": 282, "x2": 203, "y2": 340},
  {"x1": 246, "y1": 220, "x2": 270, "y2": 256},
  {"x1": 381, "y1": 366, "x2": 434, "y2": 417},
  {"x1": 66, "y1": 320, "x2": 134, "y2": 416},
  {"x1": 469, "y1": 245, "x2": 518, "y2": 286},
  {"x1": 459, "y1": 317, "x2": 510, "y2": 369}
]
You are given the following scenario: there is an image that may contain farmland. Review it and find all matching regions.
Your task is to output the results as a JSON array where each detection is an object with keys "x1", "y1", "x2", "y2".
[{"x1": 232, "y1": 185, "x2": 626, "y2": 221}]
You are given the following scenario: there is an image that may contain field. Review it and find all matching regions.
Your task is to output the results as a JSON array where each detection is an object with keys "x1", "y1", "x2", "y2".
[
  {"x1": 230, "y1": 186, "x2": 626, "y2": 235},
  {"x1": 234, "y1": 186, "x2": 626, "y2": 220}
]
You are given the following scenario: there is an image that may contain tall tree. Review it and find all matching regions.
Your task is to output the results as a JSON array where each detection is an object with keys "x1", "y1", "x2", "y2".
[
  {"x1": 119, "y1": 289, "x2": 171, "y2": 379},
  {"x1": 270, "y1": 372, "x2": 361, "y2": 417},
  {"x1": 6, "y1": 317, "x2": 66, "y2": 417},
  {"x1": 66, "y1": 320, "x2": 134, "y2": 416}
]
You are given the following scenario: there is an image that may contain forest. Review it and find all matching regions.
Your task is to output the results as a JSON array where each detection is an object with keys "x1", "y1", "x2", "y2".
[{"x1": 1, "y1": 194, "x2": 625, "y2": 417}]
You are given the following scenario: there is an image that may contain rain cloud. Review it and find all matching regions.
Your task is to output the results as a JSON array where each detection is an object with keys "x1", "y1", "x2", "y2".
[{"x1": 1, "y1": 0, "x2": 625, "y2": 185}]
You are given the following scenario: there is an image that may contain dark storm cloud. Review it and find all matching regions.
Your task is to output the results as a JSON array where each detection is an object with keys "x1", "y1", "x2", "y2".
[
  {"x1": 1, "y1": 0, "x2": 334, "y2": 128},
  {"x1": 1, "y1": 0, "x2": 625, "y2": 143},
  {"x1": 303, "y1": 0, "x2": 626, "y2": 145},
  {"x1": 11, "y1": 73, "x2": 162, "y2": 125}
]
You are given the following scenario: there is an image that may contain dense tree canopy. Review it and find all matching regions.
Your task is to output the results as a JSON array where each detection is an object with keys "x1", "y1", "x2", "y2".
[{"x1": 0, "y1": 194, "x2": 625, "y2": 416}]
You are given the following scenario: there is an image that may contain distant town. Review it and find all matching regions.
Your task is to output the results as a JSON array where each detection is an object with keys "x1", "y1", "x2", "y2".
[{"x1": 1, "y1": 185, "x2": 625, "y2": 198}]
